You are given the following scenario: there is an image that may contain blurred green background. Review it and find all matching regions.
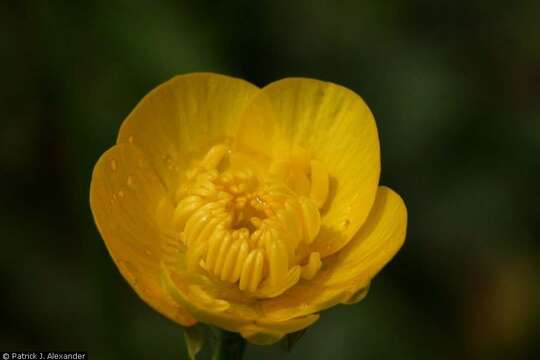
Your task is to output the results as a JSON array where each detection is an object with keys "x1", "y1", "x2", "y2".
[{"x1": 2, "y1": 1, "x2": 539, "y2": 359}]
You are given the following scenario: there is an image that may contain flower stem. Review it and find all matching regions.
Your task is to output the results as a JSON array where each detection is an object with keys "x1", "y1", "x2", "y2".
[{"x1": 212, "y1": 329, "x2": 246, "y2": 360}]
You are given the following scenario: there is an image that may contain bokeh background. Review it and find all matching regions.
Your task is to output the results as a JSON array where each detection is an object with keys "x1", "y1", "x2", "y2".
[{"x1": 2, "y1": 1, "x2": 539, "y2": 359}]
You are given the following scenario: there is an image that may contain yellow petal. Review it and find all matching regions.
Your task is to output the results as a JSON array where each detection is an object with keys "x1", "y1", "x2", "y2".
[
  {"x1": 261, "y1": 186, "x2": 406, "y2": 321},
  {"x1": 234, "y1": 78, "x2": 380, "y2": 257},
  {"x1": 240, "y1": 314, "x2": 319, "y2": 345},
  {"x1": 161, "y1": 266, "x2": 256, "y2": 330},
  {"x1": 90, "y1": 143, "x2": 196, "y2": 326},
  {"x1": 162, "y1": 265, "x2": 320, "y2": 344},
  {"x1": 117, "y1": 73, "x2": 260, "y2": 189},
  {"x1": 324, "y1": 186, "x2": 407, "y2": 288}
]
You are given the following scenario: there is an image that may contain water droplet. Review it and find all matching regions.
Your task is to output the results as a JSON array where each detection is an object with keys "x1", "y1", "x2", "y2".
[
  {"x1": 128, "y1": 136, "x2": 134, "y2": 144},
  {"x1": 126, "y1": 176, "x2": 134, "y2": 187},
  {"x1": 340, "y1": 219, "x2": 350, "y2": 230},
  {"x1": 110, "y1": 159, "x2": 117, "y2": 171},
  {"x1": 118, "y1": 190, "x2": 125, "y2": 198},
  {"x1": 344, "y1": 287, "x2": 369, "y2": 304}
]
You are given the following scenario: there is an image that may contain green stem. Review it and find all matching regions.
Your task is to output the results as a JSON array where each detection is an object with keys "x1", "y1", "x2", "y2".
[{"x1": 212, "y1": 329, "x2": 246, "y2": 360}]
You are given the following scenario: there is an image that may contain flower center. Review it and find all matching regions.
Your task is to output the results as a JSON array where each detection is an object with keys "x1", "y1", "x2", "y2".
[{"x1": 173, "y1": 144, "x2": 328, "y2": 298}]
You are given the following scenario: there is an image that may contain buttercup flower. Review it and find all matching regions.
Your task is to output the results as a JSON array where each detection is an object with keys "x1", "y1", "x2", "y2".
[{"x1": 90, "y1": 73, "x2": 407, "y2": 345}]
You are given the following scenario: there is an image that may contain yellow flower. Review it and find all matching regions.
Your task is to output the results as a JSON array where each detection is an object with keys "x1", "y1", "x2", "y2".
[{"x1": 90, "y1": 73, "x2": 407, "y2": 345}]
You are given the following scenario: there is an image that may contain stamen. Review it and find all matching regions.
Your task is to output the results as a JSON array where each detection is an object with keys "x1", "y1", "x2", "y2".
[
  {"x1": 310, "y1": 160, "x2": 329, "y2": 209},
  {"x1": 301, "y1": 252, "x2": 322, "y2": 280},
  {"x1": 239, "y1": 250, "x2": 258, "y2": 291},
  {"x1": 175, "y1": 143, "x2": 328, "y2": 298},
  {"x1": 299, "y1": 197, "x2": 321, "y2": 244},
  {"x1": 201, "y1": 144, "x2": 229, "y2": 170},
  {"x1": 173, "y1": 195, "x2": 203, "y2": 230},
  {"x1": 266, "y1": 237, "x2": 289, "y2": 286},
  {"x1": 250, "y1": 217, "x2": 262, "y2": 228}
]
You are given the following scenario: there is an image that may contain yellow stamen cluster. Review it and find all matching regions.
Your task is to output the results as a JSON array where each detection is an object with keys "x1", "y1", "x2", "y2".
[{"x1": 173, "y1": 144, "x2": 328, "y2": 298}]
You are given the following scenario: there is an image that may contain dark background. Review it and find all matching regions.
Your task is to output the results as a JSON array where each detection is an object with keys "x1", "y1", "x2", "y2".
[{"x1": 2, "y1": 1, "x2": 539, "y2": 359}]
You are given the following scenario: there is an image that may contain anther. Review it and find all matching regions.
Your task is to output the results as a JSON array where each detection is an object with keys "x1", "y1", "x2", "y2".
[
  {"x1": 201, "y1": 144, "x2": 229, "y2": 170},
  {"x1": 309, "y1": 160, "x2": 329, "y2": 209},
  {"x1": 301, "y1": 252, "x2": 321, "y2": 280},
  {"x1": 176, "y1": 143, "x2": 328, "y2": 297},
  {"x1": 250, "y1": 217, "x2": 262, "y2": 228}
]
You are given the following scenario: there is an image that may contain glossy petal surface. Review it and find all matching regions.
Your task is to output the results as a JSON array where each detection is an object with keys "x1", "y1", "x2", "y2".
[
  {"x1": 90, "y1": 73, "x2": 407, "y2": 345},
  {"x1": 90, "y1": 143, "x2": 196, "y2": 325},
  {"x1": 118, "y1": 73, "x2": 260, "y2": 189},
  {"x1": 235, "y1": 78, "x2": 380, "y2": 257},
  {"x1": 261, "y1": 186, "x2": 407, "y2": 321}
]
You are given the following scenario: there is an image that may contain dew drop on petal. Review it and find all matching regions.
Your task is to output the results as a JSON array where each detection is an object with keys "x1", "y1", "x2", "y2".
[
  {"x1": 110, "y1": 159, "x2": 117, "y2": 171},
  {"x1": 127, "y1": 176, "x2": 134, "y2": 188}
]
